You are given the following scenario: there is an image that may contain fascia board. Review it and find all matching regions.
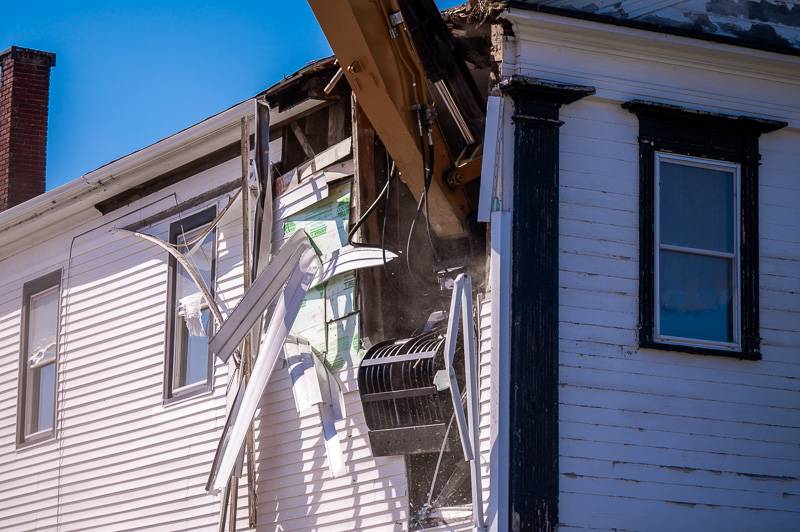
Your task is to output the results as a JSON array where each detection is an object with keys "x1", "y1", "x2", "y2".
[
  {"x1": 0, "y1": 96, "x2": 328, "y2": 249},
  {"x1": 0, "y1": 100, "x2": 254, "y2": 240}
]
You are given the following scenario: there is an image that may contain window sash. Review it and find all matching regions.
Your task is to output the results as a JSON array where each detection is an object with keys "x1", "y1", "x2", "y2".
[
  {"x1": 18, "y1": 270, "x2": 61, "y2": 445},
  {"x1": 173, "y1": 306, "x2": 212, "y2": 390},
  {"x1": 165, "y1": 207, "x2": 217, "y2": 402},
  {"x1": 654, "y1": 152, "x2": 741, "y2": 351}
]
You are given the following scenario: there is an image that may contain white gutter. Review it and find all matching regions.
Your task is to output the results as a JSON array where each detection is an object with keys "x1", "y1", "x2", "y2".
[
  {"x1": 0, "y1": 99, "x2": 255, "y2": 237},
  {"x1": 0, "y1": 96, "x2": 330, "y2": 247}
]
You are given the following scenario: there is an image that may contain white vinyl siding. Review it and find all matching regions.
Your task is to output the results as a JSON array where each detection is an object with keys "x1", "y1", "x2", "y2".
[{"x1": 0, "y1": 158, "x2": 239, "y2": 530}]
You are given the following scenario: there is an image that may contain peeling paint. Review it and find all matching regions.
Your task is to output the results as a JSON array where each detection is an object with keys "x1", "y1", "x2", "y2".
[{"x1": 516, "y1": 0, "x2": 800, "y2": 53}]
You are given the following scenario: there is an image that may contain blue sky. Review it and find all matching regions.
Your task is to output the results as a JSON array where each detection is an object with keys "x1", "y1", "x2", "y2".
[{"x1": 1, "y1": 1, "x2": 462, "y2": 189}]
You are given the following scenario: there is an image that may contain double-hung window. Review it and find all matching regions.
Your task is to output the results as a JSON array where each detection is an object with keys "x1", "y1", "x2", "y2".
[
  {"x1": 655, "y1": 153, "x2": 740, "y2": 349},
  {"x1": 17, "y1": 270, "x2": 61, "y2": 445},
  {"x1": 624, "y1": 99, "x2": 786, "y2": 359},
  {"x1": 164, "y1": 207, "x2": 217, "y2": 401}
]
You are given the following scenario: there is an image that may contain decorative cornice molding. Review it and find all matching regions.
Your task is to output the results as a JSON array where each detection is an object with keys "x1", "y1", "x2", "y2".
[
  {"x1": 506, "y1": 2, "x2": 800, "y2": 59},
  {"x1": 499, "y1": 75, "x2": 595, "y2": 105},
  {"x1": 622, "y1": 99, "x2": 788, "y2": 135}
]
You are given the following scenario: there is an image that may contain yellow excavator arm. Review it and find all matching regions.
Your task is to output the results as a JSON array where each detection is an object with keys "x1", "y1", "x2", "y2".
[{"x1": 307, "y1": 0, "x2": 484, "y2": 239}]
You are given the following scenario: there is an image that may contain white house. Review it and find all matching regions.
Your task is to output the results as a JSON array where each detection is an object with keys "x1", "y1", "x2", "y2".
[
  {"x1": 1, "y1": 1, "x2": 798, "y2": 531},
  {"x1": 483, "y1": 2, "x2": 800, "y2": 530}
]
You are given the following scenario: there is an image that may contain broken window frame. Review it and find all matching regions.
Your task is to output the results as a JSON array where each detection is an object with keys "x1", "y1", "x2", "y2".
[
  {"x1": 16, "y1": 269, "x2": 62, "y2": 447},
  {"x1": 164, "y1": 206, "x2": 217, "y2": 403}
]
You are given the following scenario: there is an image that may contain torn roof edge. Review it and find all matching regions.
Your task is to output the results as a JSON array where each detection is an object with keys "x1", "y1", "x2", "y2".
[{"x1": 506, "y1": 1, "x2": 800, "y2": 57}]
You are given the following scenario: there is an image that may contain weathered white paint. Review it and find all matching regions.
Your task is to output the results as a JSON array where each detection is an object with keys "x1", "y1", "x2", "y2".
[{"x1": 501, "y1": 10, "x2": 800, "y2": 530}]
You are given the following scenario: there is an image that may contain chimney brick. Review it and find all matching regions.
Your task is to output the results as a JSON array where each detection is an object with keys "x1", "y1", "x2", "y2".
[{"x1": 0, "y1": 46, "x2": 56, "y2": 212}]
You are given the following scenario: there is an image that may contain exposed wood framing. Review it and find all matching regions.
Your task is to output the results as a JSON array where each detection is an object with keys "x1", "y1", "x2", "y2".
[
  {"x1": 290, "y1": 121, "x2": 317, "y2": 159},
  {"x1": 324, "y1": 67, "x2": 344, "y2": 95},
  {"x1": 351, "y1": 95, "x2": 386, "y2": 341},
  {"x1": 275, "y1": 137, "x2": 352, "y2": 196},
  {"x1": 327, "y1": 98, "x2": 347, "y2": 146}
]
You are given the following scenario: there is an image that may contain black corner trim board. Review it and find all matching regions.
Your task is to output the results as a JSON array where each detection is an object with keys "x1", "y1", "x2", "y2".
[
  {"x1": 623, "y1": 100, "x2": 786, "y2": 361},
  {"x1": 502, "y1": 76, "x2": 594, "y2": 531}
]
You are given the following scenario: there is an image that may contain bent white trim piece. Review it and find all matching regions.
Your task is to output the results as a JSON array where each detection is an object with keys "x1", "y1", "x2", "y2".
[
  {"x1": 444, "y1": 273, "x2": 486, "y2": 530},
  {"x1": 284, "y1": 337, "x2": 324, "y2": 414},
  {"x1": 444, "y1": 281, "x2": 472, "y2": 461},
  {"x1": 478, "y1": 95, "x2": 502, "y2": 223},
  {"x1": 285, "y1": 337, "x2": 347, "y2": 477},
  {"x1": 312, "y1": 245, "x2": 398, "y2": 287},
  {"x1": 207, "y1": 233, "x2": 394, "y2": 492},
  {"x1": 207, "y1": 245, "x2": 320, "y2": 493},
  {"x1": 209, "y1": 230, "x2": 314, "y2": 363},
  {"x1": 185, "y1": 188, "x2": 241, "y2": 258},
  {"x1": 114, "y1": 228, "x2": 224, "y2": 325}
]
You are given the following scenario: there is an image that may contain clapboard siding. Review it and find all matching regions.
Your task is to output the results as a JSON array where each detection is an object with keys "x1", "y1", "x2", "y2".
[
  {"x1": 503, "y1": 12, "x2": 800, "y2": 527},
  {"x1": 251, "y1": 347, "x2": 409, "y2": 531},
  {"x1": 554, "y1": 97, "x2": 800, "y2": 528}
]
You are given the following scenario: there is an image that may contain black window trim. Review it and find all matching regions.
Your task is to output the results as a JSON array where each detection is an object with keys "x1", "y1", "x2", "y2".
[
  {"x1": 16, "y1": 269, "x2": 63, "y2": 447},
  {"x1": 623, "y1": 99, "x2": 786, "y2": 360},
  {"x1": 163, "y1": 206, "x2": 217, "y2": 403}
]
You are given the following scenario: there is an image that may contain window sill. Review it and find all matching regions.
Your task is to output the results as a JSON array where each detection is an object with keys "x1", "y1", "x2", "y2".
[
  {"x1": 16, "y1": 429, "x2": 56, "y2": 450},
  {"x1": 639, "y1": 339, "x2": 761, "y2": 360},
  {"x1": 163, "y1": 381, "x2": 213, "y2": 406}
]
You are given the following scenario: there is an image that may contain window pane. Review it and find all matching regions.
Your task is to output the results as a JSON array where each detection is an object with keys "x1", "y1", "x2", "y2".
[
  {"x1": 28, "y1": 287, "x2": 58, "y2": 363},
  {"x1": 659, "y1": 250, "x2": 733, "y2": 343},
  {"x1": 660, "y1": 160, "x2": 734, "y2": 252},
  {"x1": 176, "y1": 227, "x2": 214, "y2": 292},
  {"x1": 171, "y1": 217, "x2": 215, "y2": 395},
  {"x1": 35, "y1": 363, "x2": 56, "y2": 432},
  {"x1": 185, "y1": 309, "x2": 211, "y2": 386}
]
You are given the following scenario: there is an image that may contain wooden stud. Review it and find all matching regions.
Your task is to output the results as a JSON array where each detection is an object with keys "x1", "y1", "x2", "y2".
[
  {"x1": 351, "y1": 93, "x2": 386, "y2": 341},
  {"x1": 290, "y1": 121, "x2": 316, "y2": 159}
]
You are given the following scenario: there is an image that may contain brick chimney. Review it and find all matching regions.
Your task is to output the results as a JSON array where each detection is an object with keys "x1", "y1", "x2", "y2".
[{"x1": 0, "y1": 46, "x2": 56, "y2": 212}]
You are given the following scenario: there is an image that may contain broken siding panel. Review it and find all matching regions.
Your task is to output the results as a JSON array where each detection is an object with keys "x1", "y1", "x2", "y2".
[
  {"x1": 250, "y1": 152, "x2": 421, "y2": 531},
  {"x1": 554, "y1": 98, "x2": 800, "y2": 528}
]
